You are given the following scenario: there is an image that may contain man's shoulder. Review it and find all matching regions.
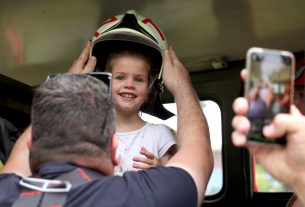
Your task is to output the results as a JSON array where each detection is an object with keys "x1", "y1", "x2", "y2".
[
  {"x1": 69, "y1": 167, "x2": 197, "y2": 207},
  {"x1": 0, "y1": 173, "x2": 21, "y2": 206},
  {"x1": 133, "y1": 166, "x2": 196, "y2": 187},
  {"x1": 124, "y1": 167, "x2": 197, "y2": 206},
  {"x1": 0, "y1": 168, "x2": 197, "y2": 207},
  {"x1": 0, "y1": 172, "x2": 21, "y2": 184}
]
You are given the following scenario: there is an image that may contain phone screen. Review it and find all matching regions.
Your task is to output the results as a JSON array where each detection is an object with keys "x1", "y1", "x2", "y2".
[
  {"x1": 90, "y1": 72, "x2": 112, "y2": 96},
  {"x1": 245, "y1": 48, "x2": 295, "y2": 145}
]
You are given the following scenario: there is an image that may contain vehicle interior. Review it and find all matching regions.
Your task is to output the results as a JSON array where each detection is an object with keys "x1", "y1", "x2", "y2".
[{"x1": 1, "y1": 0, "x2": 305, "y2": 206}]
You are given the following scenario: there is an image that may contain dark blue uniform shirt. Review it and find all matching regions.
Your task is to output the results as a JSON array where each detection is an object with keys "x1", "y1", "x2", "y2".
[{"x1": 0, "y1": 162, "x2": 197, "y2": 207}]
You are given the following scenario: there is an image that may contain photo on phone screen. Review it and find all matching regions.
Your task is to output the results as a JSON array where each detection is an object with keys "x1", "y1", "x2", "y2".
[{"x1": 245, "y1": 47, "x2": 295, "y2": 145}]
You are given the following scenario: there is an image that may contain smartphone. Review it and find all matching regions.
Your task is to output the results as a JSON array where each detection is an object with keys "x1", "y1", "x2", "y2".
[
  {"x1": 245, "y1": 47, "x2": 295, "y2": 145},
  {"x1": 89, "y1": 72, "x2": 112, "y2": 96}
]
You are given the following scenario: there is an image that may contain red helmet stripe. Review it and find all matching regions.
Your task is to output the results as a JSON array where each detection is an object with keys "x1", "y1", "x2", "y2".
[
  {"x1": 94, "y1": 31, "x2": 100, "y2": 37},
  {"x1": 101, "y1": 16, "x2": 118, "y2": 27},
  {"x1": 94, "y1": 16, "x2": 118, "y2": 38},
  {"x1": 142, "y1": 18, "x2": 165, "y2": 41}
]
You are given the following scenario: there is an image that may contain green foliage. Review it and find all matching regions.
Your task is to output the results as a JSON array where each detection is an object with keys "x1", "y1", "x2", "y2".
[{"x1": 255, "y1": 163, "x2": 291, "y2": 192}]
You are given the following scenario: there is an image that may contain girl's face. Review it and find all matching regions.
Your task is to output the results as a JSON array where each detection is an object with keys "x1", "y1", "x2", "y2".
[{"x1": 109, "y1": 54, "x2": 150, "y2": 115}]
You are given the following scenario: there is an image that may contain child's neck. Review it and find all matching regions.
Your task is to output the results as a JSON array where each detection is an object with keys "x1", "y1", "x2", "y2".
[{"x1": 116, "y1": 112, "x2": 145, "y2": 132}]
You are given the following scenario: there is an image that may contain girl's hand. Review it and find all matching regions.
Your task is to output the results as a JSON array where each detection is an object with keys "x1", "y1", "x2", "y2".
[{"x1": 132, "y1": 147, "x2": 159, "y2": 170}]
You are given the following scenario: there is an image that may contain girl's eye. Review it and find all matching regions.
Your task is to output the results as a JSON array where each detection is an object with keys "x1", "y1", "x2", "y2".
[
  {"x1": 114, "y1": 75, "x2": 125, "y2": 80},
  {"x1": 135, "y1": 77, "x2": 145, "y2": 82}
]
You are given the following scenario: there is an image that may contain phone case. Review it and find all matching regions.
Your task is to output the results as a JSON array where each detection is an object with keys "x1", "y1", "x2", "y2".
[{"x1": 245, "y1": 47, "x2": 295, "y2": 145}]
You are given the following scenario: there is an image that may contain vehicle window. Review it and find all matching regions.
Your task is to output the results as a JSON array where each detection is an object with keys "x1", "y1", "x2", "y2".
[
  {"x1": 141, "y1": 100, "x2": 223, "y2": 196},
  {"x1": 254, "y1": 161, "x2": 291, "y2": 192}
]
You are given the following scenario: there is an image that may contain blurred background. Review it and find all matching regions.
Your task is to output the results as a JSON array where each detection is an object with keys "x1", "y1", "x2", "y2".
[{"x1": 1, "y1": 0, "x2": 305, "y2": 86}]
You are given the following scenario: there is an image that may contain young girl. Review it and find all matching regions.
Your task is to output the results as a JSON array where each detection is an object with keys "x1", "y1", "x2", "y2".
[
  {"x1": 89, "y1": 10, "x2": 177, "y2": 175},
  {"x1": 105, "y1": 49, "x2": 176, "y2": 175}
]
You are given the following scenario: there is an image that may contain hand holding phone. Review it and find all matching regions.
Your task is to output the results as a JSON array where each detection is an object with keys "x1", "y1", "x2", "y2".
[{"x1": 245, "y1": 47, "x2": 295, "y2": 145}]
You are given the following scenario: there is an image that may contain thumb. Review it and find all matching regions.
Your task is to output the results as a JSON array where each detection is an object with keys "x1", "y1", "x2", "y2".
[
  {"x1": 162, "y1": 49, "x2": 173, "y2": 70},
  {"x1": 263, "y1": 105, "x2": 304, "y2": 138}
]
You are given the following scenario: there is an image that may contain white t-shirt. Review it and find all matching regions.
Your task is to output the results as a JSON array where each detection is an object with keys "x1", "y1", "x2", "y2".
[{"x1": 114, "y1": 123, "x2": 176, "y2": 176}]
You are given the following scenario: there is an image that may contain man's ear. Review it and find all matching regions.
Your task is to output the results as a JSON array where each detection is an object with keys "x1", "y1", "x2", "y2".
[
  {"x1": 19, "y1": 125, "x2": 32, "y2": 149},
  {"x1": 26, "y1": 125, "x2": 33, "y2": 149},
  {"x1": 111, "y1": 134, "x2": 120, "y2": 166}
]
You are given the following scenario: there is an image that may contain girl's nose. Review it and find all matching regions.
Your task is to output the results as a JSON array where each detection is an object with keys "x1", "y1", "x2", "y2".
[{"x1": 124, "y1": 78, "x2": 135, "y2": 89}]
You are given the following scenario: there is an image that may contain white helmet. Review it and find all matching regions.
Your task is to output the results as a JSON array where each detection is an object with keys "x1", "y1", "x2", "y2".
[{"x1": 90, "y1": 10, "x2": 173, "y2": 119}]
